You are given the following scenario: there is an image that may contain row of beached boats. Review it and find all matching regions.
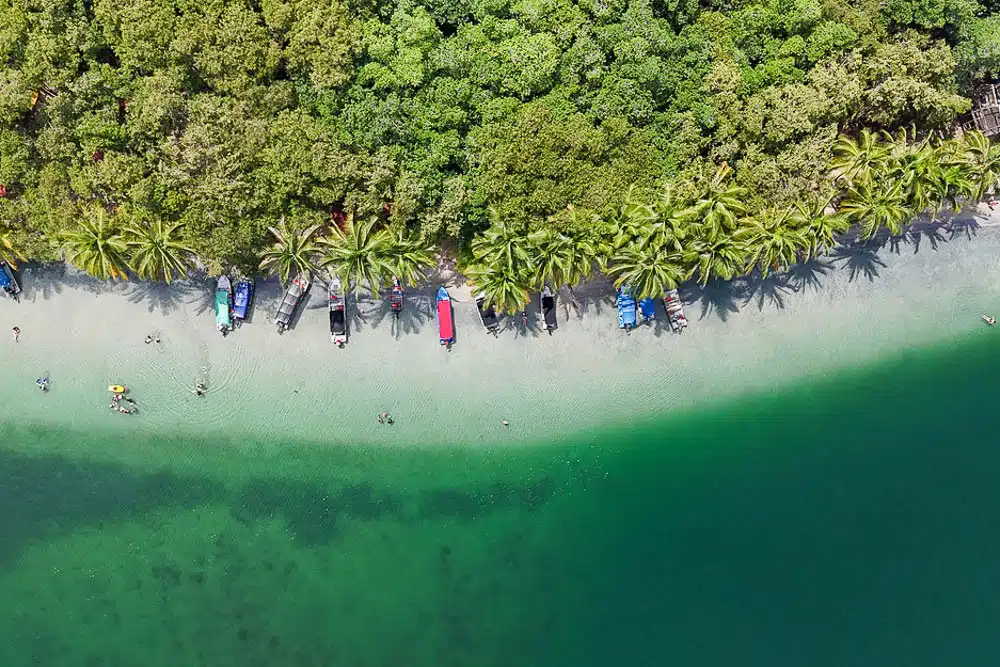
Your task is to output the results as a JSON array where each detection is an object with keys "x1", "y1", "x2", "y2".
[
  {"x1": 0, "y1": 263, "x2": 687, "y2": 342},
  {"x1": 616, "y1": 287, "x2": 689, "y2": 334}
]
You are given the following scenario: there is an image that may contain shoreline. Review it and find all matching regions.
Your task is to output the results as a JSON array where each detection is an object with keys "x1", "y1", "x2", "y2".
[{"x1": 2, "y1": 204, "x2": 1000, "y2": 449}]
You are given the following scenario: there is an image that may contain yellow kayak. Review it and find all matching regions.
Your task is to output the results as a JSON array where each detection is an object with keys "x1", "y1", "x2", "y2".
[{"x1": 108, "y1": 385, "x2": 126, "y2": 393}]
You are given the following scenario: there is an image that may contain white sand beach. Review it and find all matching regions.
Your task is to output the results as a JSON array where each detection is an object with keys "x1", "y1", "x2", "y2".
[{"x1": 3, "y1": 204, "x2": 1000, "y2": 450}]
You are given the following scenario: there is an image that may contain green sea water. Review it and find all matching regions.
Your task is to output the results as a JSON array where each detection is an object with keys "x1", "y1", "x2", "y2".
[{"x1": 3, "y1": 332, "x2": 1000, "y2": 666}]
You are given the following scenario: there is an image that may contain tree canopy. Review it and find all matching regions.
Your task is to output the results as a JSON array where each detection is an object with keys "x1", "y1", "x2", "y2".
[{"x1": 0, "y1": 0, "x2": 996, "y2": 281}]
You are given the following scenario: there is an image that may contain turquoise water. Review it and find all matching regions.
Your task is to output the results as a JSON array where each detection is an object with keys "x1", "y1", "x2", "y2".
[{"x1": 2, "y1": 333, "x2": 1000, "y2": 666}]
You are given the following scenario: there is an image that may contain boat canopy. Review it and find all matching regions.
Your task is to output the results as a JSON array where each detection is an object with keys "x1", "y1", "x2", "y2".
[
  {"x1": 215, "y1": 289, "x2": 231, "y2": 329},
  {"x1": 276, "y1": 275, "x2": 309, "y2": 330},
  {"x1": 233, "y1": 281, "x2": 253, "y2": 320},
  {"x1": 617, "y1": 288, "x2": 637, "y2": 329},
  {"x1": 437, "y1": 287, "x2": 454, "y2": 343},
  {"x1": 638, "y1": 297, "x2": 656, "y2": 322}
]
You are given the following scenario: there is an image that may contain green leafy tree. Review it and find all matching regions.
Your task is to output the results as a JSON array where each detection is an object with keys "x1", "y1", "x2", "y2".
[
  {"x1": 319, "y1": 215, "x2": 393, "y2": 296},
  {"x1": 961, "y1": 131, "x2": 1000, "y2": 200},
  {"x1": 62, "y1": 206, "x2": 130, "y2": 281},
  {"x1": 465, "y1": 263, "x2": 531, "y2": 315},
  {"x1": 840, "y1": 180, "x2": 912, "y2": 240},
  {"x1": 787, "y1": 199, "x2": 849, "y2": 259},
  {"x1": 381, "y1": 228, "x2": 437, "y2": 288},
  {"x1": 124, "y1": 218, "x2": 195, "y2": 284},
  {"x1": 606, "y1": 245, "x2": 688, "y2": 299},
  {"x1": 683, "y1": 231, "x2": 752, "y2": 285},
  {"x1": 743, "y1": 208, "x2": 810, "y2": 277},
  {"x1": 0, "y1": 229, "x2": 27, "y2": 268},
  {"x1": 258, "y1": 218, "x2": 321, "y2": 286},
  {"x1": 681, "y1": 164, "x2": 749, "y2": 242}
]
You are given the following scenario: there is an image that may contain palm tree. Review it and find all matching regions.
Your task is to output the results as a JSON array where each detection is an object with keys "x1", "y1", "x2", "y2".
[
  {"x1": 680, "y1": 163, "x2": 748, "y2": 242},
  {"x1": 928, "y1": 163, "x2": 975, "y2": 217},
  {"x1": 647, "y1": 183, "x2": 691, "y2": 253},
  {"x1": 606, "y1": 245, "x2": 688, "y2": 299},
  {"x1": 382, "y1": 228, "x2": 437, "y2": 287},
  {"x1": 319, "y1": 215, "x2": 392, "y2": 296},
  {"x1": 605, "y1": 185, "x2": 657, "y2": 250},
  {"x1": 962, "y1": 130, "x2": 1000, "y2": 200},
  {"x1": 258, "y1": 217, "x2": 321, "y2": 286},
  {"x1": 530, "y1": 208, "x2": 605, "y2": 293},
  {"x1": 743, "y1": 208, "x2": 810, "y2": 277},
  {"x1": 470, "y1": 208, "x2": 533, "y2": 275},
  {"x1": 831, "y1": 129, "x2": 889, "y2": 183},
  {"x1": 465, "y1": 262, "x2": 531, "y2": 315},
  {"x1": 787, "y1": 198, "x2": 849, "y2": 259},
  {"x1": 124, "y1": 218, "x2": 195, "y2": 284},
  {"x1": 62, "y1": 206, "x2": 130, "y2": 280},
  {"x1": 0, "y1": 229, "x2": 26, "y2": 268},
  {"x1": 839, "y1": 180, "x2": 912, "y2": 241},
  {"x1": 682, "y1": 229, "x2": 751, "y2": 285}
]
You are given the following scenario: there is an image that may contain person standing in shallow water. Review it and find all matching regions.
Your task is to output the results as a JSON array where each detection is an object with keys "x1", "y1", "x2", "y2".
[{"x1": 11, "y1": 326, "x2": 19, "y2": 342}]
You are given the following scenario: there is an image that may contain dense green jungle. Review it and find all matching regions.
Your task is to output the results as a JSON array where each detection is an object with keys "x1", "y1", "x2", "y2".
[{"x1": 1, "y1": 0, "x2": 999, "y2": 310}]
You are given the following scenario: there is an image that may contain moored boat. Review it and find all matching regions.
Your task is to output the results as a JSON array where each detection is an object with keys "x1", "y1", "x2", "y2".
[
  {"x1": 390, "y1": 276, "x2": 403, "y2": 318},
  {"x1": 617, "y1": 287, "x2": 637, "y2": 332},
  {"x1": 0, "y1": 259, "x2": 21, "y2": 301},
  {"x1": 476, "y1": 294, "x2": 499, "y2": 337},
  {"x1": 663, "y1": 288, "x2": 688, "y2": 333},
  {"x1": 215, "y1": 276, "x2": 233, "y2": 336},
  {"x1": 329, "y1": 276, "x2": 347, "y2": 347},
  {"x1": 233, "y1": 279, "x2": 254, "y2": 323},
  {"x1": 541, "y1": 286, "x2": 557, "y2": 334},
  {"x1": 436, "y1": 286, "x2": 454, "y2": 348},
  {"x1": 638, "y1": 297, "x2": 656, "y2": 324},
  {"x1": 275, "y1": 274, "x2": 310, "y2": 334}
]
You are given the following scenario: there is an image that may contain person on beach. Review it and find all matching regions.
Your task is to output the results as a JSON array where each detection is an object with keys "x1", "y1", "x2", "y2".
[{"x1": 11, "y1": 326, "x2": 19, "y2": 342}]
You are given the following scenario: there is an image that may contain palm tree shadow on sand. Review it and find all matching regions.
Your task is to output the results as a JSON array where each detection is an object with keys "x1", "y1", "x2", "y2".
[
  {"x1": 741, "y1": 271, "x2": 794, "y2": 311},
  {"x1": 124, "y1": 279, "x2": 202, "y2": 314},
  {"x1": 785, "y1": 258, "x2": 833, "y2": 293},
  {"x1": 685, "y1": 279, "x2": 742, "y2": 322},
  {"x1": 831, "y1": 242, "x2": 888, "y2": 282}
]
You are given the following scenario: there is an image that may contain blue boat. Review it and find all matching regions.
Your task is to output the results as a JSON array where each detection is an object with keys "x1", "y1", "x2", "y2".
[
  {"x1": 617, "y1": 287, "x2": 637, "y2": 331},
  {"x1": 0, "y1": 259, "x2": 20, "y2": 301},
  {"x1": 436, "y1": 286, "x2": 455, "y2": 348},
  {"x1": 233, "y1": 279, "x2": 254, "y2": 322},
  {"x1": 638, "y1": 297, "x2": 656, "y2": 324}
]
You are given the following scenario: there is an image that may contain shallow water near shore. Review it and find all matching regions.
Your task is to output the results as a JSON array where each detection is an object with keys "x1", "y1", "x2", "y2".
[{"x1": 3, "y1": 331, "x2": 1000, "y2": 666}]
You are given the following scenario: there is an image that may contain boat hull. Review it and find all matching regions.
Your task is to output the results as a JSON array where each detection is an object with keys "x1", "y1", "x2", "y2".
[
  {"x1": 329, "y1": 277, "x2": 347, "y2": 346},
  {"x1": 541, "y1": 287, "x2": 557, "y2": 332},
  {"x1": 617, "y1": 289, "x2": 637, "y2": 330},
  {"x1": 275, "y1": 275, "x2": 310, "y2": 333},
  {"x1": 233, "y1": 280, "x2": 254, "y2": 321},
  {"x1": 436, "y1": 287, "x2": 454, "y2": 345}
]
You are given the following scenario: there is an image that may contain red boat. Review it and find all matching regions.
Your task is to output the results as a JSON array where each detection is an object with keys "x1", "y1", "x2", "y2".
[{"x1": 436, "y1": 286, "x2": 454, "y2": 348}]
